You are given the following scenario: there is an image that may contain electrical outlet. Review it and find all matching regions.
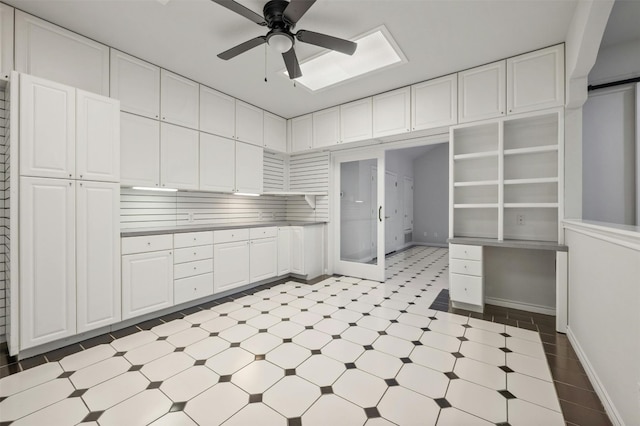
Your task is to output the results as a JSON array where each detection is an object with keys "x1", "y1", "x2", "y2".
[
  {"x1": 517, "y1": 214, "x2": 525, "y2": 226},
  {"x1": 188, "y1": 212, "x2": 194, "y2": 223},
  {"x1": 259, "y1": 211, "x2": 263, "y2": 220}
]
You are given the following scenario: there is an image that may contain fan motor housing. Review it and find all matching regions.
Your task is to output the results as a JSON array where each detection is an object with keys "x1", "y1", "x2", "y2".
[{"x1": 264, "y1": 0, "x2": 292, "y2": 29}]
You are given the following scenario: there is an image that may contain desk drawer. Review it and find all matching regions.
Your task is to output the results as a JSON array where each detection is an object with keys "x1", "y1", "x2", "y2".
[
  {"x1": 450, "y1": 273, "x2": 483, "y2": 306},
  {"x1": 249, "y1": 227, "x2": 278, "y2": 240},
  {"x1": 214, "y1": 228, "x2": 250, "y2": 244},
  {"x1": 174, "y1": 259, "x2": 213, "y2": 279},
  {"x1": 174, "y1": 273, "x2": 214, "y2": 305},
  {"x1": 122, "y1": 234, "x2": 173, "y2": 255},
  {"x1": 174, "y1": 231, "x2": 214, "y2": 248},
  {"x1": 450, "y1": 244, "x2": 483, "y2": 261},
  {"x1": 450, "y1": 259, "x2": 483, "y2": 276},
  {"x1": 174, "y1": 245, "x2": 213, "y2": 264}
]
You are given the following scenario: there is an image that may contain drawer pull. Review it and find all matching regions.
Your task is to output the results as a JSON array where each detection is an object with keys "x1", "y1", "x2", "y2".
[
  {"x1": 194, "y1": 238, "x2": 197, "y2": 241},
  {"x1": 147, "y1": 242, "x2": 151, "y2": 246},
  {"x1": 194, "y1": 267, "x2": 197, "y2": 270}
]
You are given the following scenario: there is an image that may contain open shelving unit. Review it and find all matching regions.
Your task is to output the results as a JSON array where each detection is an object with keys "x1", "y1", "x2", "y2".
[{"x1": 450, "y1": 108, "x2": 563, "y2": 243}]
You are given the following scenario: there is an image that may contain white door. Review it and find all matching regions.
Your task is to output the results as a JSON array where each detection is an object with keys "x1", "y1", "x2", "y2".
[
  {"x1": 458, "y1": 60, "x2": 506, "y2": 123},
  {"x1": 120, "y1": 112, "x2": 160, "y2": 187},
  {"x1": 385, "y1": 171, "x2": 399, "y2": 254},
  {"x1": 76, "y1": 90, "x2": 120, "y2": 182},
  {"x1": 122, "y1": 250, "x2": 174, "y2": 320},
  {"x1": 235, "y1": 100, "x2": 264, "y2": 147},
  {"x1": 110, "y1": 49, "x2": 160, "y2": 119},
  {"x1": 263, "y1": 112, "x2": 287, "y2": 153},
  {"x1": 214, "y1": 240, "x2": 250, "y2": 293},
  {"x1": 160, "y1": 69, "x2": 199, "y2": 129},
  {"x1": 20, "y1": 74, "x2": 76, "y2": 179},
  {"x1": 76, "y1": 181, "x2": 120, "y2": 333},
  {"x1": 403, "y1": 177, "x2": 414, "y2": 231},
  {"x1": 200, "y1": 133, "x2": 235, "y2": 192},
  {"x1": 235, "y1": 141, "x2": 263, "y2": 194},
  {"x1": 290, "y1": 227, "x2": 305, "y2": 275},
  {"x1": 160, "y1": 123, "x2": 199, "y2": 190},
  {"x1": 277, "y1": 227, "x2": 291, "y2": 276},
  {"x1": 20, "y1": 177, "x2": 76, "y2": 349},
  {"x1": 333, "y1": 151, "x2": 385, "y2": 281},
  {"x1": 199, "y1": 86, "x2": 235, "y2": 138},
  {"x1": 250, "y1": 237, "x2": 278, "y2": 282}
]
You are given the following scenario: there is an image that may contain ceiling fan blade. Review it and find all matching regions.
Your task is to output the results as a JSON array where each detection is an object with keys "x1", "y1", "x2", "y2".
[
  {"x1": 283, "y1": 0, "x2": 316, "y2": 25},
  {"x1": 282, "y1": 48, "x2": 302, "y2": 79},
  {"x1": 295, "y1": 30, "x2": 357, "y2": 55},
  {"x1": 210, "y1": 0, "x2": 267, "y2": 26},
  {"x1": 218, "y1": 36, "x2": 267, "y2": 60}
]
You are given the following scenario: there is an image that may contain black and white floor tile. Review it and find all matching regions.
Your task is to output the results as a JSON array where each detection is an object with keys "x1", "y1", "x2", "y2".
[{"x1": 0, "y1": 247, "x2": 564, "y2": 425}]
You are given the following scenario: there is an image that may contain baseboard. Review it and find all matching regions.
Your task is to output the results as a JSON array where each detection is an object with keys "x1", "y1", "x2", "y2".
[
  {"x1": 484, "y1": 296, "x2": 556, "y2": 316},
  {"x1": 566, "y1": 327, "x2": 622, "y2": 426},
  {"x1": 410, "y1": 242, "x2": 449, "y2": 248}
]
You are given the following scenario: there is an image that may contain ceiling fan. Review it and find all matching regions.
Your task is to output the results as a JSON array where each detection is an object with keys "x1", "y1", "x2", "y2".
[{"x1": 211, "y1": 0, "x2": 357, "y2": 79}]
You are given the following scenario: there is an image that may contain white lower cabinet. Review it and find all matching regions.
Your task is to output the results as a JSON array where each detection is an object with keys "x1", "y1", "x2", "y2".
[
  {"x1": 250, "y1": 236, "x2": 277, "y2": 282},
  {"x1": 214, "y1": 240, "x2": 250, "y2": 293},
  {"x1": 173, "y1": 231, "x2": 214, "y2": 305},
  {"x1": 122, "y1": 249, "x2": 174, "y2": 320},
  {"x1": 277, "y1": 227, "x2": 291, "y2": 276},
  {"x1": 290, "y1": 225, "x2": 323, "y2": 279},
  {"x1": 449, "y1": 244, "x2": 484, "y2": 311},
  {"x1": 175, "y1": 273, "x2": 214, "y2": 305}
]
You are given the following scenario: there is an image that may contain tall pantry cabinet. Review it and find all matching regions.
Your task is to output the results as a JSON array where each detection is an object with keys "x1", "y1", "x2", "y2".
[{"x1": 18, "y1": 74, "x2": 121, "y2": 350}]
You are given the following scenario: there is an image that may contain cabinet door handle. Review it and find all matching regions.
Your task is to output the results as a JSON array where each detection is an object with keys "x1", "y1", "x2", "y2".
[{"x1": 378, "y1": 206, "x2": 382, "y2": 222}]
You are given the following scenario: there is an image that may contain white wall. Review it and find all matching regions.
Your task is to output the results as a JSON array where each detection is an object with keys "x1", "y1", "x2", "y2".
[
  {"x1": 588, "y1": 38, "x2": 640, "y2": 86},
  {"x1": 413, "y1": 143, "x2": 449, "y2": 245},
  {"x1": 385, "y1": 150, "x2": 415, "y2": 252}
]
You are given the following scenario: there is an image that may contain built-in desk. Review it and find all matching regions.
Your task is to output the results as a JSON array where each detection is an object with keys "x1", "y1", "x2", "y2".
[{"x1": 448, "y1": 237, "x2": 568, "y2": 333}]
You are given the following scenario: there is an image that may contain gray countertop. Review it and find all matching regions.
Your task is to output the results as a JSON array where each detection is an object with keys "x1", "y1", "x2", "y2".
[
  {"x1": 448, "y1": 237, "x2": 568, "y2": 252},
  {"x1": 121, "y1": 221, "x2": 326, "y2": 237}
]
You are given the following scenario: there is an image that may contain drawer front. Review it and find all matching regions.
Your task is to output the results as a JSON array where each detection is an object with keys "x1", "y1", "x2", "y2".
[
  {"x1": 174, "y1": 245, "x2": 214, "y2": 264},
  {"x1": 174, "y1": 259, "x2": 214, "y2": 280},
  {"x1": 450, "y1": 259, "x2": 483, "y2": 276},
  {"x1": 214, "y1": 228, "x2": 250, "y2": 244},
  {"x1": 122, "y1": 234, "x2": 173, "y2": 255},
  {"x1": 249, "y1": 226, "x2": 278, "y2": 240},
  {"x1": 174, "y1": 231, "x2": 214, "y2": 248},
  {"x1": 449, "y1": 244, "x2": 483, "y2": 261},
  {"x1": 174, "y1": 273, "x2": 214, "y2": 305},
  {"x1": 450, "y1": 273, "x2": 483, "y2": 306}
]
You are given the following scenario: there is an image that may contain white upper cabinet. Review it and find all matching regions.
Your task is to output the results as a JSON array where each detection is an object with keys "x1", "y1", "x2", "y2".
[
  {"x1": 160, "y1": 123, "x2": 199, "y2": 190},
  {"x1": 458, "y1": 60, "x2": 506, "y2": 123},
  {"x1": 507, "y1": 45, "x2": 565, "y2": 115},
  {"x1": 373, "y1": 87, "x2": 411, "y2": 137},
  {"x1": 290, "y1": 114, "x2": 313, "y2": 153},
  {"x1": 263, "y1": 112, "x2": 287, "y2": 153},
  {"x1": 0, "y1": 4, "x2": 14, "y2": 80},
  {"x1": 313, "y1": 107, "x2": 340, "y2": 148},
  {"x1": 20, "y1": 74, "x2": 76, "y2": 179},
  {"x1": 76, "y1": 90, "x2": 120, "y2": 182},
  {"x1": 120, "y1": 112, "x2": 160, "y2": 187},
  {"x1": 235, "y1": 100, "x2": 264, "y2": 147},
  {"x1": 14, "y1": 11, "x2": 109, "y2": 96},
  {"x1": 412, "y1": 74, "x2": 457, "y2": 131},
  {"x1": 110, "y1": 49, "x2": 160, "y2": 119},
  {"x1": 200, "y1": 133, "x2": 235, "y2": 193},
  {"x1": 235, "y1": 141, "x2": 263, "y2": 194},
  {"x1": 200, "y1": 85, "x2": 236, "y2": 139},
  {"x1": 160, "y1": 69, "x2": 199, "y2": 129},
  {"x1": 340, "y1": 98, "x2": 372, "y2": 143}
]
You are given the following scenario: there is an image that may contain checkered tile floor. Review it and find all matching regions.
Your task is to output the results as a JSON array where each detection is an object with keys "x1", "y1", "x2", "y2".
[{"x1": 0, "y1": 247, "x2": 564, "y2": 425}]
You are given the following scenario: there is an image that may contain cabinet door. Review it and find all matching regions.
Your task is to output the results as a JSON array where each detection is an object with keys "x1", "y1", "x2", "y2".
[
  {"x1": 507, "y1": 45, "x2": 564, "y2": 115},
  {"x1": 290, "y1": 114, "x2": 313, "y2": 153},
  {"x1": 20, "y1": 74, "x2": 76, "y2": 179},
  {"x1": 263, "y1": 112, "x2": 287, "y2": 153},
  {"x1": 235, "y1": 100, "x2": 264, "y2": 146},
  {"x1": 15, "y1": 11, "x2": 109, "y2": 95},
  {"x1": 122, "y1": 250, "x2": 174, "y2": 320},
  {"x1": 458, "y1": 60, "x2": 506, "y2": 123},
  {"x1": 313, "y1": 107, "x2": 340, "y2": 148},
  {"x1": 200, "y1": 133, "x2": 235, "y2": 192},
  {"x1": 250, "y1": 237, "x2": 278, "y2": 282},
  {"x1": 340, "y1": 98, "x2": 372, "y2": 143},
  {"x1": 277, "y1": 227, "x2": 291, "y2": 276},
  {"x1": 373, "y1": 87, "x2": 411, "y2": 138},
  {"x1": 403, "y1": 177, "x2": 414, "y2": 231},
  {"x1": 76, "y1": 90, "x2": 120, "y2": 182},
  {"x1": 160, "y1": 123, "x2": 199, "y2": 190},
  {"x1": 235, "y1": 141, "x2": 263, "y2": 194},
  {"x1": 411, "y1": 74, "x2": 457, "y2": 131},
  {"x1": 110, "y1": 49, "x2": 160, "y2": 119},
  {"x1": 120, "y1": 112, "x2": 160, "y2": 187},
  {"x1": 77, "y1": 181, "x2": 120, "y2": 333},
  {"x1": 200, "y1": 86, "x2": 236, "y2": 139},
  {"x1": 214, "y1": 241, "x2": 250, "y2": 293},
  {"x1": 160, "y1": 69, "x2": 199, "y2": 129},
  {"x1": 290, "y1": 227, "x2": 305, "y2": 275},
  {"x1": 0, "y1": 4, "x2": 14, "y2": 80},
  {"x1": 20, "y1": 177, "x2": 76, "y2": 349}
]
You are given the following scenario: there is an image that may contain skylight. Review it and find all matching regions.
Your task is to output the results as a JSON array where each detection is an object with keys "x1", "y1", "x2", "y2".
[{"x1": 287, "y1": 26, "x2": 406, "y2": 91}]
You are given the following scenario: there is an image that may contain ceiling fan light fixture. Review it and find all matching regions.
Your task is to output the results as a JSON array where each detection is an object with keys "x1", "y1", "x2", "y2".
[{"x1": 267, "y1": 32, "x2": 294, "y2": 53}]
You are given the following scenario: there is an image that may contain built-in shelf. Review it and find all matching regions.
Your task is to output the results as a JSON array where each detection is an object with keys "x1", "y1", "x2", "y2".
[
  {"x1": 504, "y1": 177, "x2": 559, "y2": 185},
  {"x1": 263, "y1": 191, "x2": 328, "y2": 209},
  {"x1": 453, "y1": 150, "x2": 499, "y2": 161},
  {"x1": 503, "y1": 145, "x2": 558, "y2": 156},
  {"x1": 454, "y1": 180, "x2": 499, "y2": 187},
  {"x1": 504, "y1": 203, "x2": 559, "y2": 208},
  {"x1": 454, "y1": 203, "x2": 499, "y2": 209}
]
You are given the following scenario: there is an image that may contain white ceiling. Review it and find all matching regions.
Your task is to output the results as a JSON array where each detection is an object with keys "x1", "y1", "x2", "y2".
[
  {"x1": 599, "y1": 0, "x2": 640, "y2": 48},
  {"x1": 6, "y1": 0, "x2": 580, "y2": 118}
]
